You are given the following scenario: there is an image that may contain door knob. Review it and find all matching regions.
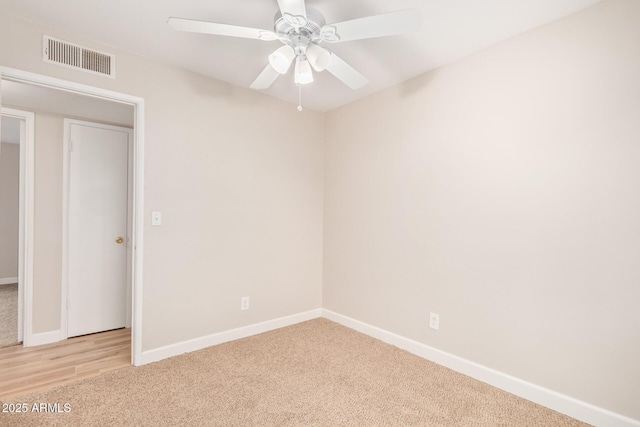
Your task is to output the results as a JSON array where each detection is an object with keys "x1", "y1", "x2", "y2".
[{"x1": 115, "y1": 237, "x2": 124, "y2": 244}]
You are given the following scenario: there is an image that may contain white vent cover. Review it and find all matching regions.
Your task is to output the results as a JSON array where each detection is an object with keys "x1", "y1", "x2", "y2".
[{"x1": 43, "y1": 36, "x2": 115, "y2": 78}]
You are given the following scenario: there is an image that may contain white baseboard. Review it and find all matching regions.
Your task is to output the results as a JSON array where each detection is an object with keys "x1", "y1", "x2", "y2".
[
  {"x1": 0, "y1": 277, "x2": 18, "y2": 285},
  {"x1": 321, "y1": 309, "x2": 639, "y2": 427},
  {"x1": 139, "y1": 309, "x2": 323, "y2": 366},
  {"x1": 25, "y1": 329, "x2": 65, "y2": 347}
]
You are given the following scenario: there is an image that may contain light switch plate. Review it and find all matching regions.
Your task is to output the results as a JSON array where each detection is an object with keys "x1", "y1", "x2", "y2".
[{"x1": 151, "y1": 211, "x2": 162, "y2": 226}]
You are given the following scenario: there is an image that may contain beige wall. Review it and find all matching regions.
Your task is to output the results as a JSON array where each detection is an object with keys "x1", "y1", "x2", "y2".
[
  {"x1": 30, "y1": 112, "x2": 63, "y2": 332},
  {"x1": 0, "y1": 141, "x2": 19, "y2": 281},
  {"x1": 0, "y1": 9, "x2": 324, "y2": 349},
  {"x1": 324, "y1": 0, "x2": 640, "y2": 421}
]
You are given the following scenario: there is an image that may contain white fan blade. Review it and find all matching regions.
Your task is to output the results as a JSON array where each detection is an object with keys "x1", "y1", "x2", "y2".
[
  {"x1": 277, "y1": 0, "x2": 307, "y2": 27},
  {"x1": 168, "y1": 17, "x2": 277, "y2": 41},
  {"x1": 325, "y1": 53, "x2": 368, "y2": 90},
  {"x1": 320, "y1": 9, "x2": 422, "y2": 43},
  {"x1": 250, "y1": 64, "x2": 281, "y2": 90}
]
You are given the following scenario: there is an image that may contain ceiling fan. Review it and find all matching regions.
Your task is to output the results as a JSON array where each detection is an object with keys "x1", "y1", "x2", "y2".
[{"x1": 168, "y1": 0, "x2": 422, "y2": 92}]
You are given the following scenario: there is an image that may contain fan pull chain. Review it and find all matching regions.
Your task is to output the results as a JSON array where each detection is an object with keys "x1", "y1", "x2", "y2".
[{"x1": 297, "y1": 84, "x2": 303, "y2": 112}]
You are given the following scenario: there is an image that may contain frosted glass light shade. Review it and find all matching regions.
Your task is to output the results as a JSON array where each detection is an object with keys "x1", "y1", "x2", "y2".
[
  {"x1": 295, "y1": 58, "x2": 314, "y2": 85},
  {"x1": 269, "y1": 46, "x2": 295, "y2": 74},
  {"x1": 306, "y1": 44, "x2": 332, "y2": 71}
]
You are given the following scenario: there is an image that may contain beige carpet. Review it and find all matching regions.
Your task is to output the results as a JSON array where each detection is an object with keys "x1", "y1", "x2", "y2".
[
  {"x1": 0, "y1": 283, "x2": 19, "y2": 348},
  {"x1": 0, "y1": 318, "x2": 590, "y2": 426}
]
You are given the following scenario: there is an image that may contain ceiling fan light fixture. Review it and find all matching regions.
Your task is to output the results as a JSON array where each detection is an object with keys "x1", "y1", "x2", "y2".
[
  {"x1": 269, "y1": 45, "x2": 295, "y2": 74},
  {"x1": 306, "y1": 44, "x2": 332, "y2": 71},
  {"x1": 295, "y1": 58, "x2": 314, "y2": 85},
  {"x1": 170, "y1": 4, "x2": 424, "y2": 96}
]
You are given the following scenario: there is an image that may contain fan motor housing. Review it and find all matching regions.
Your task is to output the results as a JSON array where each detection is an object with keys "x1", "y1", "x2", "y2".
[{"x1": 274, "y1": 7, "x2": 325, "y2": 42}]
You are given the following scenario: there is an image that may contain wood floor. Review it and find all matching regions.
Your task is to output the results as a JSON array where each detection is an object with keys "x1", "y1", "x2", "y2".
[{"x1": 0, "y1": 328, "x2": 130, "y2": 400}]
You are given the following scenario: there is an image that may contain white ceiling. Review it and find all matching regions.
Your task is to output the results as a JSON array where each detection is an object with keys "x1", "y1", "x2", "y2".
[
  {"x1": 0, "y1": 0, "x2": 602, "y2": 112},
  {"x1": 1, "y1": 80, "x2": 134, "y2": 127}
]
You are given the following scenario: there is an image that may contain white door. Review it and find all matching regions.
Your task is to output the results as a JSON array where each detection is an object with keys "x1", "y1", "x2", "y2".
[{"x1": 67, "y1": 120, "x2": 131, "y2": 337}]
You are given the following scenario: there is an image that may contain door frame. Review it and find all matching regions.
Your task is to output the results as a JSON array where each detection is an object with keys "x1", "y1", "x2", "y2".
[
  {"x1": 62, "y1": 119, "x2": 134, "y2": 338},
  {"x1": 0, "y1": 107, "x2": 34, "y2": 346},
  {"x1": 0, "y1": 66, "x2": 145, "y2": 366}
]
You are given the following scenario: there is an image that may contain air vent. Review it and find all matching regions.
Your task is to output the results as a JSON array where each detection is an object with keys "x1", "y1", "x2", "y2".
[{"x1": 43, "y1": 36, "x2": 115, "y2": 78}]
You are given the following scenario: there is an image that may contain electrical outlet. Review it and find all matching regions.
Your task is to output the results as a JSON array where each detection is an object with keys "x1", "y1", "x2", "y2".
[
  {"x1": 240, "y1": 297, "x2": 250, "y2": 311},
  {"x1": 429, "y1": 312, "x2": 439, "y2": 330}
]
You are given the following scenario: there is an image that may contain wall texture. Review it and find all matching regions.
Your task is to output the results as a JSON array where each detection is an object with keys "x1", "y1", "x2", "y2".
[
  {"x1": 0, "y1": 9, "x2": 324, "y2": 350},
  {"x1": 0, "y1": 141, "x2": 19, "y2": 281},
  {"x1": 324, "y1": 0, "x2": 640, "y2": 421},
  {"x1": 30, "y1": 112, "x2": 63, "y2": 333}
]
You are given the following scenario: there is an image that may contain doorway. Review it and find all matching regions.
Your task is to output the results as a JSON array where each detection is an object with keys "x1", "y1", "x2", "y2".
[
  {"x1": 0, "y1": 66, "x2": 145, "y2": 365},
  {"x1": 0, "y1": 114, "x2": 22, "y2": 348}
]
